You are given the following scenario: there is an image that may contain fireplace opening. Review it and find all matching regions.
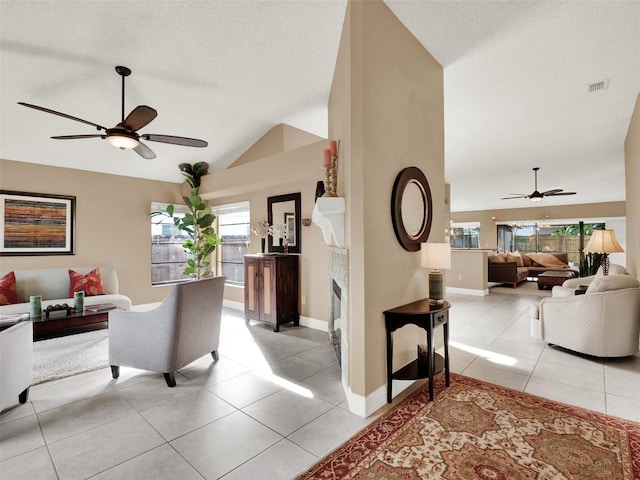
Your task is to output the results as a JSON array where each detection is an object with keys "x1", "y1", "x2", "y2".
[{"x1": 330, "y1": 279, "x2": 342, "y2": 365}]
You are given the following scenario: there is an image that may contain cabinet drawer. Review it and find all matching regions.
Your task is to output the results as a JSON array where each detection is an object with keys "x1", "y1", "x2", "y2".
[{"x1": 434, "y1": 310, "x2": 448, "y2": 327}]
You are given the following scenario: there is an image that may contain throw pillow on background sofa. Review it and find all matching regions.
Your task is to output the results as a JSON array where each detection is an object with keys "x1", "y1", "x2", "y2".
[
  {"x1": 506, "y1": 250, "x2": 524, "y2": 266},
  {"x1": 526, "y1": 253, "x2": 568, "y2": 268},
  {"x1": 68, "y1": 268, "x2": 107, "y2": 297},
  {"x1": 0, "y1": 271, "x2": 19, "y2": 305}
]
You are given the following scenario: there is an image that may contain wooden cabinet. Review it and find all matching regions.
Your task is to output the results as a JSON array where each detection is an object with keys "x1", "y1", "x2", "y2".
[{"x1": 244, "y1": 254, "x2": 299, "y2": 332}]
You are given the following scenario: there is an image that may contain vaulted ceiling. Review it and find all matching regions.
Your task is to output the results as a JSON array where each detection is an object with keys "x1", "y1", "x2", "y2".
[{"x1": 1, "y1": 1, "x2": 638, "y2": 212}]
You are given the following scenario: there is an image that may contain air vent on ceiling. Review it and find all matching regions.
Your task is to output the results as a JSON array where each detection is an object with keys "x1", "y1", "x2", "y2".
[{"x1": 588, "y1": 80, "x2": 609, "y2": 93}]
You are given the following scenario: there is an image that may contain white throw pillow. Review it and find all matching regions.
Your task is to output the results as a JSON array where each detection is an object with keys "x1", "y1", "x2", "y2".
[{"x1": 586, "y1": 274, "x2": 639, "y2": 293}]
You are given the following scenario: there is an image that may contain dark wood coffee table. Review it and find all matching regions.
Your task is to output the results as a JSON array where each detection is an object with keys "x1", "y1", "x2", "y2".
[
  {"x1": 537, "y1": 270, "x2": 577, "y2": 290},
  {"x1": 32, "y1": 309, "x2": 111, "y2": 339}
]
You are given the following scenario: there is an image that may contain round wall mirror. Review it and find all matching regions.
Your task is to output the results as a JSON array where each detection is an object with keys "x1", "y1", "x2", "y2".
[{"x1": 391, "y1": 167, "x2": 432, "y2": 251}]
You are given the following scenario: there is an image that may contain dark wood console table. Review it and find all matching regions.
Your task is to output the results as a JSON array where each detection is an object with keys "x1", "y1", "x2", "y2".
[{"x1": 384, "y1": 299, "x2": 450, "y2": 403}]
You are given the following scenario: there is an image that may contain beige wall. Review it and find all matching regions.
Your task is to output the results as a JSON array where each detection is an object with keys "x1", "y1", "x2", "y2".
[
  {"x1": 451, "y1": 202, "x2": 626, "y2": 250},
  {"x1": 625, "y1": 93, "x2": 640, "y2": 277},
  {"x1": 448, "y1": 249, "x2": 491, "y2": 292},
  {"x1": 199, "y1": 140, "x2": 330, "y2": 323},
  {"x1": 0, "y1": 159, "x2": 183, "y2": 305},
  {"x1": 330, "y1": 0, "x2": 445, "y2": 398}
]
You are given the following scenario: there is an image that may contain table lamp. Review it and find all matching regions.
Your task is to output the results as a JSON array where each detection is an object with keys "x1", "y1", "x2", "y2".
[
  {"x1": 583, "y1": 229, "x2": 624, "y2": 275},
  {"x1": 421, "y1": 243, "x2": 451, "y2": 305}
]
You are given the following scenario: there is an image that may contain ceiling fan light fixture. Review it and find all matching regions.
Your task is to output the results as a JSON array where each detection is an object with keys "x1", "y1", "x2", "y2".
[
  {"x1": 107, "y1": 132, "x2": 139, "y2": 150},
  {"x1": 529, "y1": 191, "x2": 543, "y2": 202}
]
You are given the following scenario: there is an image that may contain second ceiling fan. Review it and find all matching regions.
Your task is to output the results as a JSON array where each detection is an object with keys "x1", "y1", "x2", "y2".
[
  {"x1": 18, "y1": 66, "x2": 208, "y2": 160},
  {"x1": 501, "y1": 167, "x2": 576, "y2": 202}
]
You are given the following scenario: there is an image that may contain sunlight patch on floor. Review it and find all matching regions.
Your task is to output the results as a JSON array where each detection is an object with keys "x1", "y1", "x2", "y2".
[{"x1": 450, "y1": 341, "x2": 517, "y2": 367}]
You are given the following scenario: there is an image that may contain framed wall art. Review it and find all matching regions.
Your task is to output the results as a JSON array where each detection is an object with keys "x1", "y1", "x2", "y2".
[
  {"x1": 0, "y1": 190, "x2": 76, "y2": 256},
  {"x1": 285, "y1": 212, "x2": 296, "y2": 247}
]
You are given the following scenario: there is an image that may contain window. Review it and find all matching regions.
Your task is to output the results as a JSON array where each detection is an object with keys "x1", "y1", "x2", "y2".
[
  {"x1": 212, "y1": 202, "x2": 250, "y2": 285},
  {"x1": 450, "y1": 222, "x2": 480, "y2": 248},
  {"x1": 496, "y1": 222, "x2": 605, "y2": 263},
  {"x1": 150, "y1": 202, "x2": 192, "y2": 285}
]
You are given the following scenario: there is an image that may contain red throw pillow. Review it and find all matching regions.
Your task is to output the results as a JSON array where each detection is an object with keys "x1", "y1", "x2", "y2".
[
  {"x1": 0, "y1": 271, "x2": 19, "y2": 305},
  {"x1": 68, "y1": 268, "x2": 106, "y2": 297}
]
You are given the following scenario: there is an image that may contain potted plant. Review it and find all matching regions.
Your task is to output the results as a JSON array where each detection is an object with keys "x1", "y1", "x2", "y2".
[{"x1": 165, "y1": 162, "x2": 220, "y2": 280}]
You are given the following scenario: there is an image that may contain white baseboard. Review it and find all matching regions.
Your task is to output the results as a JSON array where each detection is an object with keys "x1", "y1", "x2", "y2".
[
  {"x1": 344, "y1": 379, "x2": 418, "y2": 418},
  {"x1": 447, "y1": 287, "x2": 489, "y2": 297},
  {"x1": 222, "y1": 300, "x2": 328, "y2": 333},
  {"x1": 299, "y1": 315, "x2": 328, "y2": 332},
  {"x1": 223, "y1": 299, "x2": 244, "y2": 311}
]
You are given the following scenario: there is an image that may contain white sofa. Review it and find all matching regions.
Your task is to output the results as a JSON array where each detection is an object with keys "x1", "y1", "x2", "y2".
[
  {"x1": 531, "y1": 273, "x2": 640, "y2": 357},
  {"x1": 0, "y1": 267, "x2": 132, "y2": 316},
  {"x1": 0, "y1": 321, "x2": 33, "y2": 411}
]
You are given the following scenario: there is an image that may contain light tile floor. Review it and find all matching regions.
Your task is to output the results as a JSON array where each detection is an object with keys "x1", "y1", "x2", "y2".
[{"x1": 1, "y1": 290, "x2": 639, "y2": 479}]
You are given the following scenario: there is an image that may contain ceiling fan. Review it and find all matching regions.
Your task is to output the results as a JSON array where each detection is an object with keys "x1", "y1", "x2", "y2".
[
  {"x1": 18, "y1": 66, "x2": 207, "y2": 160},
  {"x1": 501, "y1": 167, "x2": 576, "y2": 202}
]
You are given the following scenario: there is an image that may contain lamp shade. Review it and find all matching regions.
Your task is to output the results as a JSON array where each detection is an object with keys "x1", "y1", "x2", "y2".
[
  {"x1": 584, "y1": 229, "x2": 624, "y2": 253},
  {"x1": 420, "y1": 243, "x2": 451, "y2": 270}
]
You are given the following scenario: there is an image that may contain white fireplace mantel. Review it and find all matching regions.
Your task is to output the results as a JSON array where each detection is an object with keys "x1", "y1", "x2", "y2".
[{"x1": 312, "y1": 197, "x2": 345, "y2": 248}]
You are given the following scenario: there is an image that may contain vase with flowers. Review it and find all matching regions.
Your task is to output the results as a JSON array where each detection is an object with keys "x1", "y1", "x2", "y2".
[
  {"x1": 251, "y1": 220, "x2": 270, "y2": 253},
  {"x1": 268, "y1": 222, "x2": 288, "y2": 253}
]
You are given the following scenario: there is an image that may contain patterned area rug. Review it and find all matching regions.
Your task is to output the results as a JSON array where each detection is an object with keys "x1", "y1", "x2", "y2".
[
  {"x1": 33, "y1": 329, "x2": 109, "y2": 384},
  {"x1": 296, "y1": 374, "x2": 640, "y2": 479}
]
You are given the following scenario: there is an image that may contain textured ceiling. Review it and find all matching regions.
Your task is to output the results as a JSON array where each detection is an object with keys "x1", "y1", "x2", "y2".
[{"x1": 1, "y1": 0, "x2": 639, "y2": 212}]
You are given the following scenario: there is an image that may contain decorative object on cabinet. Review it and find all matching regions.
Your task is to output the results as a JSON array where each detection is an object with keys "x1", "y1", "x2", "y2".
[
  {"x1": 267, "y1": 193, "x2": 301, "y2": 254},
  {"x1": 390, "y1": 167, "x2": 432, "y2": 252},
  {"x1": 301, "y1": 218, "x2": 312, "y2": 227},
  {"x1": 251, "y1": 220, "x2": 270, "y2": 253},
  {"x1": 0, "y1": 190, "x2": 75, "y2": 256},
  {"x1": 583, "y1": 229, "x2": 624, "y2": 275},
  {"x1": 244, "y1": 254, "x2": 299, "y2": 332},
  {"x1": 421, "y1": 243, "x2": 451, "y2": 305}
]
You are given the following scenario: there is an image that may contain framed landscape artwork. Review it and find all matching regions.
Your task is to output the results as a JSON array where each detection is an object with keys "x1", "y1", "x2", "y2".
[{"x1": 0, "y1": 190, "x2": 75, "y2": 256}]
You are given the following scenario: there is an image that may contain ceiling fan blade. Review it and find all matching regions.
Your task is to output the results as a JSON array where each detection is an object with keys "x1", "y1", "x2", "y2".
[
  {"x1": 142, "y1": 134, "x2": 207, "y2": 147},
  {"x1": 133, "y1": 141, "x2": 156, "y2": 160},
  {"x1": 501, "y1": 195, "x2": 529, "y2": 200},
  {"x1": 123, "y1": 105, "x2": 157, "y2": 132},
  {"x1": 18, "y1": 102, "x2": 106, "y2": 131},
  {"x1": 51, "y1": 134, "x2": 105, "y2": 140},
  {"x1": 545, "y1": 191, "x2": 576, "y2": 196},
  {"x1": 541, "y1": 188, "x2": 563, "y2": 195}
]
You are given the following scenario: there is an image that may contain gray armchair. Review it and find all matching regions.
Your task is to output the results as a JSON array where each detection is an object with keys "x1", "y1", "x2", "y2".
[
  {"x1": 109, "y1": 276, "x2": 225, "y2": 387},
  {"x1": 1, "y1": 321, "x2": 33, "y2": 411}
]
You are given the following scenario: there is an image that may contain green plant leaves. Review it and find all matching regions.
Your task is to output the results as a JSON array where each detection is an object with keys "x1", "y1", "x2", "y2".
[{"x1": 165, "y1": 162, "x2": 219, "y2": 279}]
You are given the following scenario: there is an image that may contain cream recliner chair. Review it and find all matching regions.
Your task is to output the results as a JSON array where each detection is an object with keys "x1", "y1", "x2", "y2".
[
  {"x1": 1, "y1": 321, "x2": 33, "y2": 411},
  {"x1": 109, "y1": 276, "x2": 225, "y2": 387},
  {"x1": 531, "y1": 274, "x2": 640, "y2": 357}
]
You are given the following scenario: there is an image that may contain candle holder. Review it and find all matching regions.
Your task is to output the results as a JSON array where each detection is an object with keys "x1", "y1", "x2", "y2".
[{"x1": 323, "y1": 140, "x2": 339, "y2": 197}]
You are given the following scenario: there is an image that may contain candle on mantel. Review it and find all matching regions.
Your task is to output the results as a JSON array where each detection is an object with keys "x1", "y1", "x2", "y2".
[
  {"x1": 323, "y1": 148, "x2": 332, "y2": 166},
  {"x1": 329, "y1": 140, "x2": 337, "y2": 157}
]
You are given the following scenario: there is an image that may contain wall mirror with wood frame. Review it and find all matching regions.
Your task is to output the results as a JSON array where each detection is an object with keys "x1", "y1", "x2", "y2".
[
  {"x1": 267, "y1": 192, "x2": 301, "y2": 253},
  {"x1": 391, "y1": 166, "x2": 432, "y2": 251}
]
